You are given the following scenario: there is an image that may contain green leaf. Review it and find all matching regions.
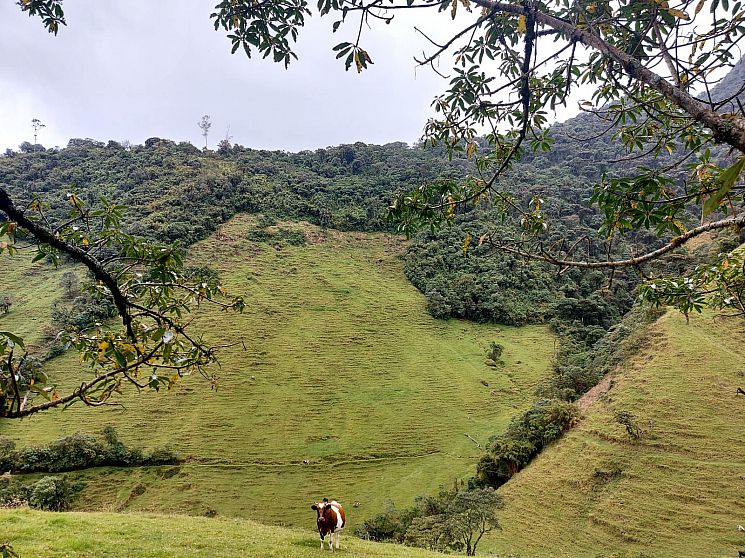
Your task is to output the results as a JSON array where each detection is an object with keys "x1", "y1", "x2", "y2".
[
  {"x1": 704, "y1": 156, "x2": 745, "y2": 216},
  {"x1": 113, "y1": 349, "x2": 128, "y2": 369},
  {"x1": 0, "y1": 331, "x2": 24, "y2": 349}
]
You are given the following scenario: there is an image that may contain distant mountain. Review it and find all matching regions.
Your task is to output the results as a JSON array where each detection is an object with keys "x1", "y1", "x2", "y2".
[{"x1": 528, "y1": 56, "x2": 745, "y2": 177}]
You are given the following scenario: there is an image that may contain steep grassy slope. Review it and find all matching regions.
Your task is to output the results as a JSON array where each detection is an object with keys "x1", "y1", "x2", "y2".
[
  {"x1": 0, "y1": 508, "x2": 441, "y2": 558},
  {"x1": 0, "y1": 216, "x2": 554, "y2": 527},
  {"x1": 484, "y1": 311, "x2": 745, "y2": 558}
]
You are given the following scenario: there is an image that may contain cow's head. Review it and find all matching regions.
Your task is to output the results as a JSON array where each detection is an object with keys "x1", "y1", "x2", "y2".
[{"x1": 312, "y1": 501, "x2": 334, "y2": 536}]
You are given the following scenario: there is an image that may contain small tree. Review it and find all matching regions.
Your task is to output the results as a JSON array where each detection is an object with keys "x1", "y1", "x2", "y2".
[
  {"x1": 405, "y1": 488, "x2": 504, "y2": 556},
  {"x1": 614, "y1": 410, "x2": 643, "y2": 441},
  {"x1": 31, "y1": 118, "x2": 45, "y2": 151},
  {"x1": 486, "y1": 341, "x2": 503, "y2": 362},
  {"x1": 217, "y1": 124, "x2": 233, "y2": 154},
  {"x1": 197, "y1": 115, "x2": 212, "y2": 149}
]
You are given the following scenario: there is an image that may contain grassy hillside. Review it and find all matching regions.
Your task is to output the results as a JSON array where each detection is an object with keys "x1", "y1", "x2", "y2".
[
  {"x1": 0, "y1": 215, "x2": 554, "y2": 527},
  {"x1": 0, "y1": 508, "x2": 441, "y2": 558},
  {"x1": 483, "y1": 311, "x2": 745, "y2": 558}
]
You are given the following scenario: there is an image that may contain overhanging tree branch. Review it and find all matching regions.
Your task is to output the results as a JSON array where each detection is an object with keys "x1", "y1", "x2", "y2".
[
  {"x1": 471, "y1": 0, "x2": 745, "y2": 152},
  {"x1": 0, "y1": 187, "x2": 135, "y2": 341},
  {"x1": 487, "y1": 214, "x2": 745, "y2": 269}
]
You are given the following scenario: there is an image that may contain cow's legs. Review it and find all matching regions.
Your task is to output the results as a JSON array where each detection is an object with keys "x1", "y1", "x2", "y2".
[
  {"x1": 328, "y1": 532, "x2": 335, "y2": 551},
  {"x1": 319, "y1": 534, "x2": 324, "y2": 550},
  {"x1": 336, "y1": 531, "x2": 341, "y2": 549}
]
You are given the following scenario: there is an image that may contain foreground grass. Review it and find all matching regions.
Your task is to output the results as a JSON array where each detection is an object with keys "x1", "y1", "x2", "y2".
[
  {"x1": 0, "y1": 508, "x2": 443, "y2": 558},
  {"x1": 485, "y1": 311, "x2": 745, "y2": 558},
  {"x1": 0, "y1": 216, "x2": 554, "y2": 527}
]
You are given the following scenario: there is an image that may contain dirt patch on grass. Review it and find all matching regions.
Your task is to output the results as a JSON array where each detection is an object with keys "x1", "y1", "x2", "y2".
[{"x1": 577, "y1": 374, "x2": 612, "y2": 411}]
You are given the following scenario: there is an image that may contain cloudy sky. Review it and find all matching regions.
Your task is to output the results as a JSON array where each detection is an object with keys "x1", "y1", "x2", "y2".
[
  {"x1": 0, "y1": 1, "x2": 459, "y2": 151},
  {"x1": 0, "y1": 1, "x2": 587, "y2": 152}
]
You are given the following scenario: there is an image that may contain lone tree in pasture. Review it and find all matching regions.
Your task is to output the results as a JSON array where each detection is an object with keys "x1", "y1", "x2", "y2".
[
  {"x1": 31, "y1": 119, "x2": 45, "y2": 150},
  {"x1": 404, "y1": 488, "x2": 504, "y2": 556},
  {"x1": 5, "y1": 0, "x2": 745, "y2": 419},
  {"x1": 198, "y1": 115, "x2": 212, "y2": 149}
]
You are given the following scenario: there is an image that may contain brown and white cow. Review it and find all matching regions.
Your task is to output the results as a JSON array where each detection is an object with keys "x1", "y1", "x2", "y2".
[{"x1": 311, "y1": 498, "x2": 346, "y2": 551}]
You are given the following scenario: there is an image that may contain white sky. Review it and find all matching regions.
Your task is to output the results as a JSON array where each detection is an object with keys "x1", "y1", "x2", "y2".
[
  {"x1": 0, "y1": 1, "x2": 443, "y2": 151},
  {"x1": 0, "y1": 1, "x2": 590, "y2": 152}
]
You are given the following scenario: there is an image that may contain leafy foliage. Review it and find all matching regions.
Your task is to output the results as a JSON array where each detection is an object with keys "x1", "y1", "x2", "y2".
[
  {"x1": 0, "y1": 428, "x2": 180, "y2": 474},
  {"x1": 472, "y1": 399, "x2": 579, "y2": 489},
  {"x1": 0, "y1": 192, "x2": 245, "y2": 417},
  {"x1": 404, "y1": 488, "x2": 503, "y2": 556},
  {"x1": 28, "y1": 476, "x2": 79, "y2": 511},
  {"x1": 17, "y1": 0, "x2": 65, "y2": 34},
  {"x1": 357, "y1": 486, "x2": 504, "y2": 556},
  {"x1": 639, "y1": 246, "x2": 745, "y2": 319},
  {"x1": 0, "y1": 474, "x2": 82, "y2": 512},
  {"x1": 614, "y1": 410, "x2": 643, "y2": 441}
]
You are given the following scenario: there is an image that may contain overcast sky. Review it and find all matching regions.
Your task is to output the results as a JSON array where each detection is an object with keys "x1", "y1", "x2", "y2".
[{"x1": 0, "y1": 1, "x2": 582, "y2": 152}]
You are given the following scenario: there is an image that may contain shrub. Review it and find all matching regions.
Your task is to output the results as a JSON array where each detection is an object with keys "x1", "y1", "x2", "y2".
[
  {"x1": 276, "y1": 228, "x2": 306, "y2": 246},
  {"x1": 0, "y1": 295, "x2": 11, "y2": 314},
  {"x1": 183, "y1": 266, "x2": 221, "y2": 286},
  {"x1": 0, "y1": 428, "x2": 181, "y2": 474},
  {"x1": 0, "y1": 474, "x2": 31, "y2": 508},
  {"x1": 51, "y1": 293, "x2": 117, "y2": 330},
  {"x1": 472, "y1": 399, "x2": 579, "y2": 488},
  {"x1": 355, "y1": 501, "x2": 412, "y2": 542},
  {"x1": 0, "y1": 439, "x2": 15, "y2": 473},
  {"x1": 246, "y1": 228, "x2": 274, "y2": 243},
  {"x1": 1, "y1": 473, "x2": 82, "y2": 511},
  {"x1": 45, "y1": 340, "x2": 68, "y2": 360},
  {"x1": 425, "y1": 291, "x2": 452, "y2": 319},
  {"x1": 29, "y1": 476, "x2": 78, "y2": 511},
  {"x1": 147, "y1": 446, "x2": 181, "y2": 465},
  {"x1": 486, "y1": 341, "x2": 503, "y2": 361},
  {"x1": 47, "y1": 432, "x2": 103, "y2": 472},
  {"x1": 614, "y1": 410, "x2": 643, "y2": 440},
  {"x1": 256, "y1": 214, "x2": 277, "y2": 228},
  {"x1": 247, "y1": 227, "x2": 305, "y2": 246},
  {"x1": 59, "y1": 271, "x2": 80, "y2": 298}
]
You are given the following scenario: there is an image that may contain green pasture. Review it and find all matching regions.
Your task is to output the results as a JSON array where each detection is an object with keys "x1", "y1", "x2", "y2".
[
  {"x1": 484, "y1": 311, "x2": 745, "y2": 558},
  {"x1": 0, "y1": 216, "x2": 554, "y2": 528},
  {"x1": 0, "y1": 508, "x2": 442, "y2": 558}
]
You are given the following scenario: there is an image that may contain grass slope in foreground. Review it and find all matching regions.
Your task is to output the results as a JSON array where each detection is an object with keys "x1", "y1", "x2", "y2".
[
  {"x1": 0, "y1": 508, "x2": 443, "y2": 558},
  {"x1": 484, "y1": 311, "x2": 745, "y2": 558},
  {"x1": 0, "y1": 215, "x2": 554, "y2": 528}
]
